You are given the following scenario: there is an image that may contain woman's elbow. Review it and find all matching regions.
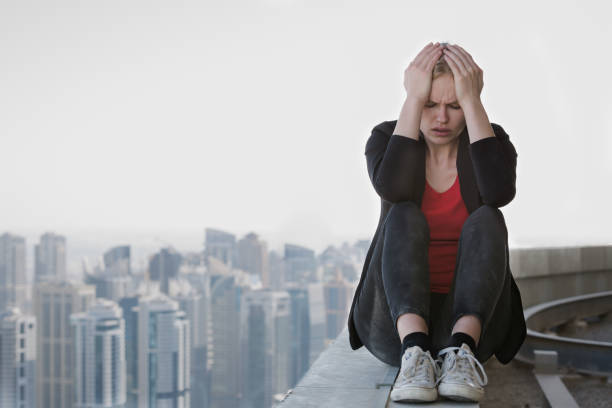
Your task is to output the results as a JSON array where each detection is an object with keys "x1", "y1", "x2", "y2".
[
  {"x1": 482, "y1": 186, "x2": 516, "y2": 208},
  {"x1": 373, "y1": 182, "x2": 414, "y2": 204}
]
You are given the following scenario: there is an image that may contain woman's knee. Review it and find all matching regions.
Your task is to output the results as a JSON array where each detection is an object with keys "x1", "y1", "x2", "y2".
[
  {"x1": 463, "y1": 204, "x2": 506, "y2": 237},
  {"x1": 386, "y1": 200, "x2": 429, "y2": 233}
]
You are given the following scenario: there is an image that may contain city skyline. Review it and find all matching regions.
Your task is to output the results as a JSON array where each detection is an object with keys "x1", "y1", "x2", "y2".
[{"x1": 0, "y1": 227, "x2": 363, "y2": 408}]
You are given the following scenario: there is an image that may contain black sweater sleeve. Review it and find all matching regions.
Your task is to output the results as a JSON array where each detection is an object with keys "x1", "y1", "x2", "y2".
[
  {"x1": 364, "y1": 121, "x2": 424, "y2": 203},
  {"x1": 469, "y1": 123, "x2": 518, "y2": 207}
]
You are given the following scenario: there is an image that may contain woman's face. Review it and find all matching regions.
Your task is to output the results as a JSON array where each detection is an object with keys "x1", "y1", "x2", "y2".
[{"x1": 420, "y1": 73, "x2": 466, "y2": 149}]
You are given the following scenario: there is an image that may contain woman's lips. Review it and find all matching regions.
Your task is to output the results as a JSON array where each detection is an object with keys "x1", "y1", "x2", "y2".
[{"x1": 432, "y1": 128, "x2": 451, "y2": 135}]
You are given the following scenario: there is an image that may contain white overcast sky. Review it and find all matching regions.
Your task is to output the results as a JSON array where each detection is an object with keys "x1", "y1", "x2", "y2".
[{"x1": 2, "y1": 0, "x2": 612, "y2": 264}]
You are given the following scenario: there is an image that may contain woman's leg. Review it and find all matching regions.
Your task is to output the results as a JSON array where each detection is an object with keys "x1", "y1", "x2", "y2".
[
  {"x1": 352, "y1": 200, "x2": 435, "y2": 366},
  {"x1": 381, "y1": 201, "x2": 431, "y2": 341},
  {"x1": 430, "y1": 204, "x2": 512, "y2": 360}
]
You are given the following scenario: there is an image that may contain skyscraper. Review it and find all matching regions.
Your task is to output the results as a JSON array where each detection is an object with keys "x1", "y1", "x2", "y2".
[
  {"x1": 0, "y1": 233, "x2": 27, "y2": 312},
  {"x1": 267, "y1": 250, "x2": 285, "y2": 291},
  {"x1": 71, "y1": 299, "x2": 126, "y2": 408},
  {"x1": 148, "y1": 247, "x2": 182, "y2": 295},
  {"x1": 179, "y1": 270, "x2": 212, "y2": 408},
  {"x1": 174, "y1": 287, "x2": 210, "y2": 408},
  {"x1": 236, "y1": 233, "x2": 269, "y2": 287},
  {"x1": 284, "y1": 244, "x2": 317, "y2": 285},
  {"x1": 34, "y1": 232, "x2": 66, "y2": 283},
  {"x1": 209, "y1": 272, "x2": 244, "y2": 408},
  {"x1": 285, "y1": 287, "x2": 310, "y2": 388},
  {"x1": 204, "y1": 229, "x2": 236, "y2": 267},
  {"x1": 306, "y1": 282, "x2": 326, "y2": 365},
  {"x1": 323, "y1": 268, "x2": 353, "y2": 341},
  {"x1": 34, "y1": 281, "x2": 95, "y2": 408},
  {"x1": 239, "y1": 290, "x2": 291, "y2": 408},
  {"x1": 118, "y1": 296, "x2": 139, "y2": 407},
  {"x1": 135, "y1": 294, "x2": 190, "y2": 407},
  {"x1": 0, "y1": 308, "x2": 36, "y2": 408},
  {"x1": 103, "y1": 246, "x2": 131, "y2": 276}
]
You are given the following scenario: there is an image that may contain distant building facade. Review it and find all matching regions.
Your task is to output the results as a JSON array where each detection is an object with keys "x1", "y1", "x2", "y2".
[
  {"x1": 0, "y1": 308, "x2": 36, "y2": 408},
  {"x1": 136, "y1": 295, "x2": 190, "y2": 407},
  {"x1": 71, "y1": 299, "x2": 126, "y2": 407},
  {"x1": 34, "y1": 281, "x2": 95, "y2": 408},
  {"x1": 34, "y1": 232, "x2": 66, "y2": 282},
  {"x1": 0, "y1": 233, "x2": 27, "y2": 312}
]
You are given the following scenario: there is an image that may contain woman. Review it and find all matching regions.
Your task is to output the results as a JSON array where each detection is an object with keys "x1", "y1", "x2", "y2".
[{"x1": 346, "y1": 42, "x2": 527, "y2": 403}]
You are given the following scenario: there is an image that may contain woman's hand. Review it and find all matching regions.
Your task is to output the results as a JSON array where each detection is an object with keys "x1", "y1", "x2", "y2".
[
  {"x1": 442, "y1": 44, "x2": 484, "y2": 106},
  {"x1": 403, "y1": 42, "x2": 444, "y2": 104}
]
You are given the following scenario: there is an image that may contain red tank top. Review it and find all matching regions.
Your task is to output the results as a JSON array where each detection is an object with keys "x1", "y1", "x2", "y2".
[{"x1": 420, "y1": 174, "x2": 469, "y2": 293}]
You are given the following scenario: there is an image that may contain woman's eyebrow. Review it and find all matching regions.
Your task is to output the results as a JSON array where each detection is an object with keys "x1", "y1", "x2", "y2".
[{"x1": 428, "y1": 100, "x2": 459, "y2": 104}]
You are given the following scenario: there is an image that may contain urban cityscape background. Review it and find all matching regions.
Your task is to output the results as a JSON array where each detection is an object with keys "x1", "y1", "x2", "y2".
[{"x1": 0, "y1": 229, "x2": 366, "y2": 407}]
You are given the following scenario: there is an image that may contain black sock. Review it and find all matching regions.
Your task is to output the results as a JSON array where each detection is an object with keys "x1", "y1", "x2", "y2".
[
  {"x1": 401, "y1": 332, "x2": 431, "y2": 356},
  {"x1": 448, "y1": 332, "x2": 477, "y2": 353}
]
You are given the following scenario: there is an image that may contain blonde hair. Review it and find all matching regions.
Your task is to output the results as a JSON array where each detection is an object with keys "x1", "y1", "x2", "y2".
[{"x1": 432, "y1": 56, "x2": 453, "y2": 80}]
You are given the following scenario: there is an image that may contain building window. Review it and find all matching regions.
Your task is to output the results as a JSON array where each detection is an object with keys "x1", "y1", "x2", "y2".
[
  {"x1": 149, "y1": 312, "x2": 157, "y2": 349},
  {"x1": 149, "y1": 353, "x2": 158, "y2": 408},
  {"x1": 20, "y1": 338, "x2": 25, "y2": 349},
  {"x1": 95, "y1": 335, "x2": 104, "y2": 404}
]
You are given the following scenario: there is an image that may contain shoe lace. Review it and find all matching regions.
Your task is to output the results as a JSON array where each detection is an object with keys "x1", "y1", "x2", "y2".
[
  {"x1": 401, "y1": 347, "x2": 439, "y2": 383},
  {"x1": 435, "y1": 346, "x2": 488, "y2": 387}
]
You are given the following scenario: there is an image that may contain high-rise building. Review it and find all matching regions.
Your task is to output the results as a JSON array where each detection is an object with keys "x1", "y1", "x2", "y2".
[
  {"x1": 0, "y1": 233, "x2": 27, "y2": 312},
  {"x1": 323, "y1": 268, "x2": 353, "y2": 341},
  {"x1": 209, "y1": 272, "x2": 244, "y2": 408},
  {"x1": 0, "y1": 308, "x2": 36, "y2": 408},
  {"x1": 204, "y1": 229, "x2": 236, "y2": 267},
  {"x1": 267, "y1": 250, "x2": 285, "y2": 291},
  {"x1": 285, "y1": 287, "x2": 310, "y2": 388},
  {"x1": 135, "y1": 294, "x2": 190, "y2": 407},
  {"x1": 239, "y1": 290, "x2": 291, "y2": 408},
  {"x1": 179, "y1": 270, "x2": 212, "y2": 408},
  {"x1": 84, "y1": 273, "x2": 131, "y2": 303},
  {"x1": 284, "y1": 244, "x2": 317, "y2": 285},
  {"x1": 33, "y1": 281, "x2": 95, "y2": 408},
  {"x1": 174, "y1": 287, "x2": 210, "y2": 408},
  {"x1": 71, "y1": 299, "x2": 126, "y2": 408},
  {"x1": 148, "y1": 247, "x2": 182, "y2": 294},
  {"x1": 118, "y1": 296, "x2": 139, "y2": 408},
  {"x1": 103, "y1": 246, "x2": 131, "y2": 276},
  {"x1": 306, "y1": 282, "x2": 326, "y2": 365},
  {"x1": 34, "y1": 233, "x2": 66, "y2": 282},
  {"x1": 236, "y1": 233, "x2": 269, "y2": 287}
]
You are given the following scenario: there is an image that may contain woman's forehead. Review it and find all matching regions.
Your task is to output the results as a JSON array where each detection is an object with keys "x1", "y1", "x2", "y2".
[{"x1": 430, "y1": 79, "x2": 457, "y2": 103}]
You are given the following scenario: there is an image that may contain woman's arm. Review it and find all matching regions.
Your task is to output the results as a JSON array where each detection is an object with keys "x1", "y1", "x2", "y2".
[
  {"x1": 469, "y1": 122, "x2": 518, "y2": 207},
  {"x1": 365, "y1": 97, "x2": 425, "y2": 203}
]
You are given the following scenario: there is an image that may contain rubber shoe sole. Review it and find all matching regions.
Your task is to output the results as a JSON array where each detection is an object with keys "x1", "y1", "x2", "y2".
[
  {"x1": 438, "y1": 382, "x2": 484, "y2": 402},
  {"x1": 390, "y1": 385, "x2": 438, "y2": 403}
]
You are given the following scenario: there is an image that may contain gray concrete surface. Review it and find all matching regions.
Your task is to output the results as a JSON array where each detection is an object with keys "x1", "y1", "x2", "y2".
[{"x1": 278, "y1": 327, "x2": 477, "y2": 407}]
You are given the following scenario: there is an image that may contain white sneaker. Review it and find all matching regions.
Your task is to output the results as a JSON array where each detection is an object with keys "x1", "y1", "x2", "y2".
[
  {"x1": 390, "y1": 345, "x2": 439, "y2": 402},
  {"x1": 436, "y1": 343, "x2": 488, "y2": 402}
]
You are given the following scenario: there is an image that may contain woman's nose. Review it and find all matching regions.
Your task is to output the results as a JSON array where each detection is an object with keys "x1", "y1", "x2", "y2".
[{"x1": 436, "y1": 107, "x2": 448, "y2": 122}]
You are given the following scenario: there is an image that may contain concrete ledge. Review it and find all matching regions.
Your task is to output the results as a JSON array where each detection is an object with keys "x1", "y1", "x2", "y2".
[
  {"x1": 277, "y1": 327, "x2": 396, "y2": 407},
  {"x1": 509, "y1": 245, "x2": 612, "y2": 279},
  {"x1": 278, "y1": 328, "x2": 477, "y2": 407}
]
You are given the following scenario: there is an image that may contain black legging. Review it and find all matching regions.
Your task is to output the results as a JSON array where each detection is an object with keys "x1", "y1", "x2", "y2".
[{"x1": 353, "y1": 200, "x2": 513, "y2": 366}]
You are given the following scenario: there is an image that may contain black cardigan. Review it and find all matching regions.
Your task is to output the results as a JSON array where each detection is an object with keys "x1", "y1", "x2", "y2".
[{"x1": 347, "y1": 119, "x2": 526, "y2": 364}]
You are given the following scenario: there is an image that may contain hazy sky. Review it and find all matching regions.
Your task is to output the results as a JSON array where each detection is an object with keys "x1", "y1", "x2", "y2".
[{"x1": 2, "y1": 0, "x2": 612, "y2": 260}]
